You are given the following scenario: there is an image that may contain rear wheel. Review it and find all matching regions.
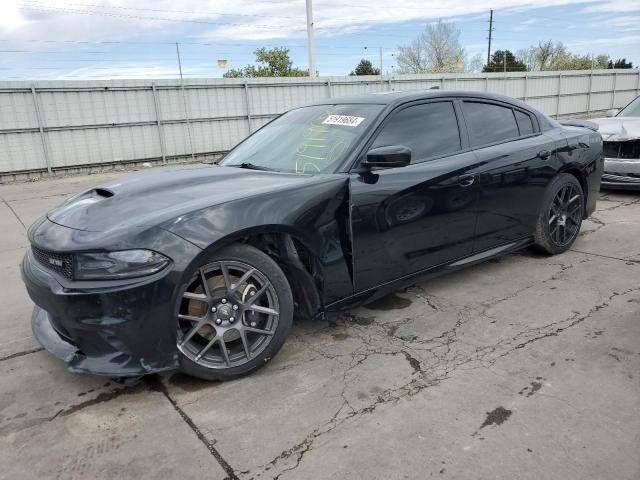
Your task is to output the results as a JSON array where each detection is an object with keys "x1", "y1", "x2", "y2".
[
  {"x1": 177, "y1": 244, "x2": 293, "y2": 380},
  {"x1": 534, "y1": 173, "x2": 584, "y2": 255}
]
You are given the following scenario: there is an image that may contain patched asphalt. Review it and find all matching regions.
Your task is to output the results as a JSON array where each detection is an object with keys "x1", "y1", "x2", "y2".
[{"x1": 1, "y1": 171, "x2": 639, "y2": 480}]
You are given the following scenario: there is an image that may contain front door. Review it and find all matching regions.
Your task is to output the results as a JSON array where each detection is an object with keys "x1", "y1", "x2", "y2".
[{"x1": 350, "y1": 100, "x2": 480, "y2": 292}]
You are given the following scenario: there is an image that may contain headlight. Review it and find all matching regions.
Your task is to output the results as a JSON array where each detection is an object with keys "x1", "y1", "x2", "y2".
[{"x1": 75, "y1": 250, "x2": 170, "y2": 280}]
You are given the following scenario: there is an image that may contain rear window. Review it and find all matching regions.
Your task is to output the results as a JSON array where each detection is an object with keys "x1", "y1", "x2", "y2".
[
  {"x1": 463, "y1": 101, "x2": 519, "y2": 147},
  {"x1": 514, "y1": 110, "x2": 535, "y2": 136}
]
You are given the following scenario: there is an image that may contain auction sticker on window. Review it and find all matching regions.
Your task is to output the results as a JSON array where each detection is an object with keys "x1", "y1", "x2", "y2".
[{"x1": 322, "y1": 115, "x2": 365, "y2": 127}]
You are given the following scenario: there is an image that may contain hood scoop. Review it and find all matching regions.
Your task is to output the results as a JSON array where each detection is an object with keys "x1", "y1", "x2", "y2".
[{"x1": 94, "y1": 188, "x2": 114, "y2": 198}]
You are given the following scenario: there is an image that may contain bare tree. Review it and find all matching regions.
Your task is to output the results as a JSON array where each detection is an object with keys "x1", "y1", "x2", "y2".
[
  {"x1": 396, "y1": 38, "x2": 427, "y2": 73},
  {"x1": 516, "y1": 46, "x2": 539, "y2": 71},
  {"x1": 536, "y1": 40, "x2": 567, "y2": 70},
  {"x1": 396, "y1": 20, "x2": 465, "y2": 74},
  {"x1": 517, "y1": 41, "x2": 612, "y2": 71},
  {"x1": 465, "y1": 53, "x2": 485, "y2": 73}
]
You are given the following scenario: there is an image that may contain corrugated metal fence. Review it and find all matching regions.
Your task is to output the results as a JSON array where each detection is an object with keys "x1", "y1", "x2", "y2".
[{"x1": 1, "y1": 69, "x2": 639, "y2": 176}]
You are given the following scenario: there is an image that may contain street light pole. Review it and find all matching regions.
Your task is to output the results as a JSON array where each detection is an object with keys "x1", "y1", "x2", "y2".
[
  {"x1": 306, "y1": 0, "x2": 317, "y2": 77},
  {"x1": 175, "y1": 42, "x2": 184, "y2": 81}
]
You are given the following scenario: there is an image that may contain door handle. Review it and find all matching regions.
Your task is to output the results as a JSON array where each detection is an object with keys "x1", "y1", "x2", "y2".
[
  {"x1": 457, "y1": 174, "x2": 475, "y2": 187},
  {"x1": 538, "y1": 149, "x2": 551, "y2": 160}
]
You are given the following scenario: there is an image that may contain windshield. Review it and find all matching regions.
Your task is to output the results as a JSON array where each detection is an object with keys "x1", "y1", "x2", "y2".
[
  {"x1": 221, "y1": 104, "x2": 383, "y2": 173},
  {"x1": 618, "y1": 97, "x2": 640, "y2": 117}
]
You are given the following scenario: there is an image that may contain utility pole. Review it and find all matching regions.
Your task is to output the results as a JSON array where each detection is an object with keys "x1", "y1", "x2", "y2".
[
  {"x1": 175, "y1": 42, "x2": 195, "y2": 160},
  {"x1": 366, "y1": 46, "x2": 387, "y2": 75},
  {"x1": 503, "y1": 50, "x2": 507, "y2": 93},
  {"x1": 487, "y1": 9, "x2": 494, "y2": 67},
  {"x1": 306, "y1": 0, "x2": 317, "y2": 77},
  {"x1": 175, "y1": 42, "x2": 184, "y2": 81}
]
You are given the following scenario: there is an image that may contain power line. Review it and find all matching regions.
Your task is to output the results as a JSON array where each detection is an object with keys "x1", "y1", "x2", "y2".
[
  {"x1": 22, "y1": 0, "x2": 306, "y2": 20},
  {"x1": 21, "y1": 0, "x2": 497, "y2": 23},
  {"x1": 19, "y1": 5, "x2": 304, "y2": 31},
  {"x1": 0, "y1": 49, "x2": 106, "y2": 54},
  {"x1": 18, "y1": 2, "x2": 499, "y2": 32}
]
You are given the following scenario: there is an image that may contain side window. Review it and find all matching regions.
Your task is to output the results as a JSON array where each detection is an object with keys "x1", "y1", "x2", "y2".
[
  {"x1": 514, "y1": 109, "x2": 535, "y2": 136},
  {"x1": 372, "y1": 102, "x2": 461, "y2": 163},
  {"x1": 463, "y1": 101, "x2": 519, "y2": 147}
]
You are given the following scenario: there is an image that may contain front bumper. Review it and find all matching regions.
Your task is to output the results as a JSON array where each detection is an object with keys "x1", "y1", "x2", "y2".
[
  {"x1": 602, "y1": 158, "x2": 640, "y2": 190},
  {"x1": 22, "y1": 248, "x2": 182, "y2": 377}
]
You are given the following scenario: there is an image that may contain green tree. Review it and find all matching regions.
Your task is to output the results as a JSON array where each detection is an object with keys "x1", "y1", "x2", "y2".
[
  {"x1": 223, "y1": 47, "x2": 308, "y2": 78},
  {"x1": 483, "y1": 50, "x2": 527, "y2": 72},
  {"x1": 350, "y1": 59, "x2": 380, "y2": 76},
  {"x1": 608, "y1": 58, "x2": 633, "y2": 69}
]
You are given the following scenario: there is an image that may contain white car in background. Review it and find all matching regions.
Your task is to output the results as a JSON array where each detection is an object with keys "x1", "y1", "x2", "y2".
[{"x1": 591, "y1": 96, "x2": 640, "y2": 189}]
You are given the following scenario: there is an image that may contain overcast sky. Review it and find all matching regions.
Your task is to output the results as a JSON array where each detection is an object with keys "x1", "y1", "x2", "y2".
[{"x1": 0, "y1": 0, "x2": 638, "y2": 79}]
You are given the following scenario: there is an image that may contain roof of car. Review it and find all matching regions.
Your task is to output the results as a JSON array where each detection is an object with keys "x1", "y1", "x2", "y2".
[{"x1": 315, "y1": 89, "x2": 532, "y2": 109}]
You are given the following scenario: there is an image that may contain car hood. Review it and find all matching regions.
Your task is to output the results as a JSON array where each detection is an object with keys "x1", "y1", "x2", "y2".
[
  {"x1": 47, "y1": 164, "x2": 340, "y2": 233},
  {"x1": 590, "y1": 117, "x2": 640, "y2": 141}
]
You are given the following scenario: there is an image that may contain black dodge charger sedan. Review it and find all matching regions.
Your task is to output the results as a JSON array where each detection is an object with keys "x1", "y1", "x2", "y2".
[{"x1": 22, "y1": 90, "x2": 603, "y2": 380}]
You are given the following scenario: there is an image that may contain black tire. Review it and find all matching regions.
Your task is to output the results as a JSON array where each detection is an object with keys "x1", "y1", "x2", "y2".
[
  {"x1": 534, "y1": 173, "x2": 584, "y2": 255},
  {"x1": 177, "y1": 244, "x2": 293, "y2": 381}
]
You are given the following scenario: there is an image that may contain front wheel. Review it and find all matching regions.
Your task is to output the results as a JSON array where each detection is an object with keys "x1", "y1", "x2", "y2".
[
  {"x1": 534, "y1": 173, "x2": 584, "y2": 255},
  {"x1": 176, "y1": 244, "x2": 293, "y2": 381}
]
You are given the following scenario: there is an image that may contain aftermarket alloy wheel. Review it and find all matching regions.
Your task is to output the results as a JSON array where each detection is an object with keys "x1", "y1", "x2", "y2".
[
  {"x1": 534, "y1": 173, "x2": 584, "y2": 255},
  {"x1": 177, "y1": 244, "x2": 293, "y2": 380}
]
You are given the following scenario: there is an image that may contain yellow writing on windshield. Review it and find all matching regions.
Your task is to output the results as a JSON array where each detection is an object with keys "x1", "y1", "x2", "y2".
[{"x1": 295, "y1": 106, "x2": 348, "y2": 174}]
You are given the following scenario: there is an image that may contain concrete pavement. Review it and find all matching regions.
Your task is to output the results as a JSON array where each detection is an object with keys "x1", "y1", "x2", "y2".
[{"x1": 0, "y1": 170, "x2": 638, "y2": 479}]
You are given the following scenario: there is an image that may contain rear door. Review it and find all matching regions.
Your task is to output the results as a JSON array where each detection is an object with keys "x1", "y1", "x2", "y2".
[
  {"x1": 349, "y1": 99, "x2": 480, "y2": 292},
  {"x1": 459, "y1": 99, "x2": 556, "y2": 252}
]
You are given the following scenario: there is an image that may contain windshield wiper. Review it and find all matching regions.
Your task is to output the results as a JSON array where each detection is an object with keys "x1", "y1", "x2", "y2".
[{"x1": 233, "y1": 162, "x2": 279, "y2": 172}]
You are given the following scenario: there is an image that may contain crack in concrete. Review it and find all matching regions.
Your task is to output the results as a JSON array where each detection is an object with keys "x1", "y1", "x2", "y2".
[
  {"x1": 250, "y1": 274, "x2": 640, "y2": 479},
  {"x1": 0, "y1": 193, "x2": 27, "y2": 230},
  {"x1": 579, "y1": 215, "x2": 606, "y2": 237},
  {"x1": 47, "y1": 384, "x2": 142, "y2": 422},
  {"x1": 144, "y1": 376, "x2": 240, "y2": 480},
  {"x1": 598, "y1": 196, "x2": 640, "y2": 211},
  {"x1": 569, "y1": 249, "x2": 640, "y2": 265},
  {"x1": 485, "y1": 286, "x2": 640, "y2": 366},
  {"x1": 0, "y1": 381, "x2": 134, "y2": 438},
  {"x1": 0, "y1": 347, "x2": 44, "y2": 363},
  {"x1": 3, "y1": 373, "x2": 239, "y2": 480}
]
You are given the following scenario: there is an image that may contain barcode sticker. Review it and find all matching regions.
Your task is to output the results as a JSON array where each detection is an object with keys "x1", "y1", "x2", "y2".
[{"x1": 322, "y1": 115, "x2": 365, "y2": 127}]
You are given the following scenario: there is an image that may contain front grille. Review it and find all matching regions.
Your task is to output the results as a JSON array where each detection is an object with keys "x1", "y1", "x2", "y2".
[
  {"x1": 31, "y1": 246, "x2": 74, "y2": 280},
  {"x1": 603, "y1": 141, "x2": 640, "y2": 160}
]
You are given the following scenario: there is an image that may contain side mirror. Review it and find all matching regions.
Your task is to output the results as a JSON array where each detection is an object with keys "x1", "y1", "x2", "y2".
[
  {"x1": 606, "y1": 109, "x2": 619, "y2": 117},
  {"x1": 364, "y1": 145, "x2": 411, "y2": 169}
]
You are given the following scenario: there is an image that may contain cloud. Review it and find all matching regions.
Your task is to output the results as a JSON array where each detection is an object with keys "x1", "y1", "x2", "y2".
[
  {"x1": 54, "y1": 62, "x2": 211, "y2": 79},
  {"x1": 568, "y1": 34, "x2": 640, "y2": 48},
  {"x1": 0, "y1": 0, "x2": 29, "y2": 31},
  {"x1": 591, "y1": 15, "x2": 640, "y2": 31},
  {"x1": 1, "y1": 0, "x2": 637, "y2": 79},
  {"x1": 0, "y1": 0, "x2": 616, "y2": 44},
  {"x1": 582, "y1": 0, "x2": 640, "y2": 14}
]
